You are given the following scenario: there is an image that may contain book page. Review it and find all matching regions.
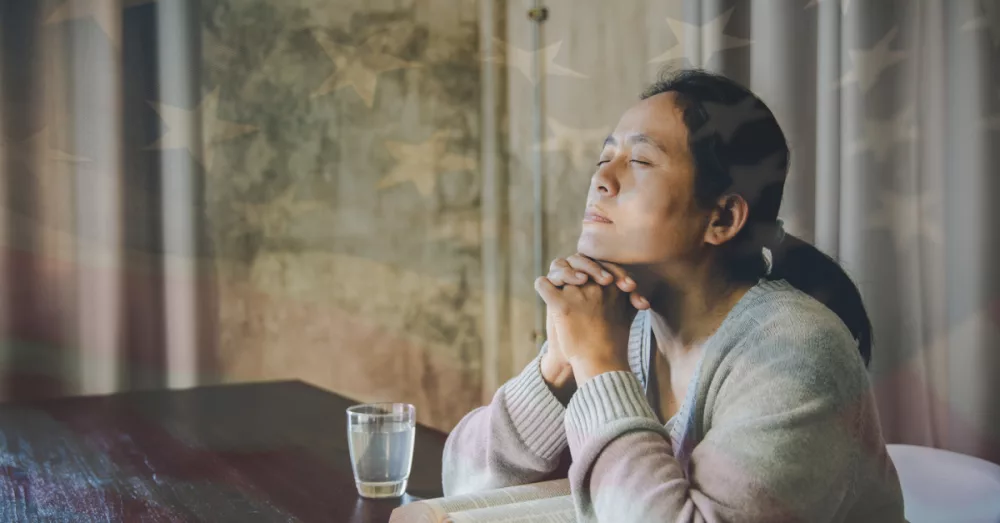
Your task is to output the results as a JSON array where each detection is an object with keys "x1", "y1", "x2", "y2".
[
  {"x1": 389, "y1": 479, "x2": 570, "y2": 523},
  {"x1": 445, "y1": 495, "x2": 576, "y2": 523}
]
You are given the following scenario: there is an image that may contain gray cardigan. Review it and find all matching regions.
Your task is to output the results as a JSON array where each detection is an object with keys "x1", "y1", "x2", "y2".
[{"x1": 442, "y1": 278, "x2": 905, "y2": 522}]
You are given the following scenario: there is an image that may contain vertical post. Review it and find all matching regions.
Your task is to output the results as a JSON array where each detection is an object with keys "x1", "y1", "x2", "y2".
[
  {"x1": 158, "y1": 0, "x2": 200, "y2": 389},
  {"x1": 528, "y1": 3, "x2": 548, "y2": 350},
  {"x1": 479, "y1": 0, "x2": 511, "y2": 401}
]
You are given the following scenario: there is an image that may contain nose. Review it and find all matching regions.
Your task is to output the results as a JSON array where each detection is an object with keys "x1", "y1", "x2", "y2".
[{"x1": 592, "y1": 162, "x2": 619, "y2": 197}]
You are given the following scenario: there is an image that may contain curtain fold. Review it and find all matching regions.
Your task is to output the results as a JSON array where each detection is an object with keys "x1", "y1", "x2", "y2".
[{"x1": 0, "y1": 0, "x2": 216, "y2": 401}]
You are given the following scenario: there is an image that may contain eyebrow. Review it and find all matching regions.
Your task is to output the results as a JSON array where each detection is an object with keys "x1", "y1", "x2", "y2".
[{"x1": 602, "y1": 133, "x2": 669, "y2": 154}]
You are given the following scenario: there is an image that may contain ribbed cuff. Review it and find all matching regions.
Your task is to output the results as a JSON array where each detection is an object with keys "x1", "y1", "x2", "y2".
[
  {"x1": 565, "y1": 371, "x2": 658, "y2": 451},
  {"x1": 502, "y1": 352, "x2": 569, "y2": 461}
]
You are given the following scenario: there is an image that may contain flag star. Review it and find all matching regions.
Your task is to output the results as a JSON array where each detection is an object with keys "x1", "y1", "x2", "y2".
[
  {"x1": 311, "y1": 32, "x2": 419, "y2": 108},
  {"x1": 378, "y1": 131, "x2": 476, "y2": 197},
  {"x1": 427, "y1": 212, "x2": 482, "y2": 248},
  {"x1": 0, "y1": 126, "x2": 91, "y2": 183},
  {"x1": 838, "y1": 26, "x2": 908, "y2": 93},
  {"x1": 648, "y1": 7, "x2": 754, "y2": 68},
  {"x1": 233, "y1": 186, "x2": 323, "y2": 238},
  {"x1": 44, "y1": 0, "x2": 156, "y2": 47},
  {"x1": 803, "y1": 0, "x2": 853, "y2": 16},
  {"x1": 868, "y1": 189, "x2": 942, "y2": 253},
  {"x1": 146, "y1": 86, "x2": 258, "y2": 171},
  {"x1": 487, "y1": 39, "x2": 588, "y2": 85},
  {"x1": 535, "y1": 118, "x2": 610, "y2": 169},
  {"x1": 728, "y1": 152, "x2": 788, "y2": 201},
  {"x1": 961, "y1": 0, "x2": 1000, "y2": 48},
  {"x1": 690, "y1": 96, "x2": 772, "y2": 144},
  {"x1": 849, "y1": 106, "x2": 917, "y2": 163},
  {"x1": 924, "y1": 307, "x2": 1000, "y2": 376}
]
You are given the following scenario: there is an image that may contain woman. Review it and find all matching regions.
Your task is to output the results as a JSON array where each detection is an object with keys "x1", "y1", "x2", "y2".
[{"x1": 443, "y1": 69, "x2": 905, "y2": 522}]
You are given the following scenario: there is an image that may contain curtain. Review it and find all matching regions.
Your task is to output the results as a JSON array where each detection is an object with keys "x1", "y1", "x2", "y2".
[
  {"x1": 747, "y1": 0, "x2": 1000, "y2": 465},
  {"x1": 500, "y1": 0, "x2": 999, "y2": 463},
  {"x1": 0, "y1": 0, "x2": 217, "y2": 400}
]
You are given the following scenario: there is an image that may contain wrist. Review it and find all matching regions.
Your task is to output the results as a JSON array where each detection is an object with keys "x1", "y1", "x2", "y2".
[
  {"x1": 540, "y1": 353, "x2": 576, "y2": 405},
  {"x1": 540, "y1": 352, "x2": 574, "y2": 387},
  {"x1": 569, "y1": 356, "x2": 630, "y2": 386}
]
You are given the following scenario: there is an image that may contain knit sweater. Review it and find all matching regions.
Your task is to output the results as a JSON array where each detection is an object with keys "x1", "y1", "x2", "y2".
[{"x1": 442, "y1": 278, "x2": 906, "y2": 522}]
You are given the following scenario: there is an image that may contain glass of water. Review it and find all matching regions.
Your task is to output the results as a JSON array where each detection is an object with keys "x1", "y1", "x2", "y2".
[{"x1": 347, "y1": 402, "x2": 416, "y2": 498}]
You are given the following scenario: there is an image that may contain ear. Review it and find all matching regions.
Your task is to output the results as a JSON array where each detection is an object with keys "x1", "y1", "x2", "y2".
[{"x1": 703, "y1": 193, "x2": 749, "y2": 246}]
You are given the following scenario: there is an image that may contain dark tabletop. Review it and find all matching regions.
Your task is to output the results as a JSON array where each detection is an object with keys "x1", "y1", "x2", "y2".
[{"x1": 0, "y1": 380, "x2": 448, "y2": 522}]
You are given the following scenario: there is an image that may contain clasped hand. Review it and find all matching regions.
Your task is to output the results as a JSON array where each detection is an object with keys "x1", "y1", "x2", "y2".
[{"x1": 535, "y1": 254, "x2": 650, "y2": 385}]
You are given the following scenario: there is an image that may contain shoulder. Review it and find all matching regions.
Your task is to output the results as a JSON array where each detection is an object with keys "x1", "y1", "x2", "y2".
[{"x1": 713, "y1": 279, "x2": 869, "y2": 401}]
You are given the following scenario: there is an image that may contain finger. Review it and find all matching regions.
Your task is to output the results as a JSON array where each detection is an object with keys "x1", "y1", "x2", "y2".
[
  {"x1": 630, "y1": 292, "x2": 650, "y2": 310},
  {"x1": 566, "y1": 253, "x2": 615, "y2": 285},
  {"x1": 592, "y1": 259, "x2": 637, "y2": 292},
  {"x1": 534, "y1": 276, "x2": 565, "y2": 310},
  {"x1": 547, "y1": 258, "x2": 587, "y2": 286}
]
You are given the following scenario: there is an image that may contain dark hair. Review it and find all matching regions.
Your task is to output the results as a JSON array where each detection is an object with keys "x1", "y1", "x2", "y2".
[{"x1": 640, "y1": 69, "x2": 872, "y2": 367}]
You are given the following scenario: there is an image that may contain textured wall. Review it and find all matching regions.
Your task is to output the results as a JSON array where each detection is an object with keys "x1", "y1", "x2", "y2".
[{"x1": 200, "y1": 0, "x2": 482, "y2": 431}]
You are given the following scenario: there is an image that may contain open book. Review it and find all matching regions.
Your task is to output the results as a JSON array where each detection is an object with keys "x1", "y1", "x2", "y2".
[{"x1": 389, "y1": 479, "x2": 577, "y2": 523}]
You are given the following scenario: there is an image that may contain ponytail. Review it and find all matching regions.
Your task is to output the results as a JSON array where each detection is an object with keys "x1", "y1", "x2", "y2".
[{"x1": 767, "y1": 233, "x2": 873, "y2": 367}]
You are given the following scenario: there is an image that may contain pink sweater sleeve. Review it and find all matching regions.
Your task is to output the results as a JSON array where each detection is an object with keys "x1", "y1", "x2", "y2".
[{"x1": 442, "y1": 343, "x2": 571, "y2": 496}]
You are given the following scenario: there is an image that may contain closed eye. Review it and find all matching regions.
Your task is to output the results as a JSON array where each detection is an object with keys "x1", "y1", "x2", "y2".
[
  {"x1": 630, "y1": 159, "x2": 651, "y2": 166},
  {"x1": 596, "y1": 160, "x2": 610, "y2": 166}
]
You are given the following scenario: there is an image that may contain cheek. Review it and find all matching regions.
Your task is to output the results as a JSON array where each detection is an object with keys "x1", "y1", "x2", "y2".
[
  {"x1": 622, "y1": 192, "x2": 699, "y2": 249},
  {"x1": 623, "y1": 191, "x2": 680, "y2": 232}
]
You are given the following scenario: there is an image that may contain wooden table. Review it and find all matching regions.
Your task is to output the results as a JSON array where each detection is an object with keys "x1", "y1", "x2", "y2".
[{"x1": 0, "y1": 380, "x2": 448, "y2": 522}]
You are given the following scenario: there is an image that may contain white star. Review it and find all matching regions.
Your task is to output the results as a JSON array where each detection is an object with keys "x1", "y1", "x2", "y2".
[
  {"x1": 535, "y1": 118, "x2": 610, "y2": 169},
  {"x1": 0, "y1": 127, "x2": 90, "y2": 227},
  {"x1": 837, "y1": 26, "x2": 907, "y2": 93},
  {"x1": 868, "y1": 189, "x2": 942, "y2": 253},
  {"x1": 803, "y1": 0, "x2": 853, "y2": 16},
  {"x1": 486, "y1": 39, "x2": 588, "y2": 85},
  {"x1": 922, "y1": 306, "x2": 1000, "y2": 391},
  {"x1": 690, "y1": 96, "x2": 773, "y2": 144},
  {"x1": 378, "y1": 130, "x2": 477, "y2": 197},
  {"x1": 849, "y1": 105, "x2": 917, "y2": 163},
  {"x1": 648, "y1": 7, "x2": 754, "y2": 68},
  {"x1": 427, "y1": 211, "x2": 482, "y2": 248},
  {"x1": 0, "y1": 126, "x2": 91, "y2": 183},
  {"x1": 728, "y1": 152, "x2": 788, "y2": 203},
  {"x1": 311, "y1": 31, "x2": 420, "y2": 108},
  {"x1": 145, "y1": 87, "x2": 258, "y2": 171},
  {"x1": 44, "y1": 0, "x2": 157, "y2": 47},
  {"x1": 961, "y1": 0, "x2": 1000, "y2": 48},
  {"x1": 232, "y1": 186, "x2": 323, "y2": 238}
]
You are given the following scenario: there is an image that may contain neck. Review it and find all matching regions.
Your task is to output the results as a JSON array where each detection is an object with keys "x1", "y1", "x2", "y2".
[{"x1": 629, "y1": 263, "x2": 753, "y2": 358}]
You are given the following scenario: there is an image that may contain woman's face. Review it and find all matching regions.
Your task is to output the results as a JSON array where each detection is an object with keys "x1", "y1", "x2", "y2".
[{"x1": 578, "y1": 92, "x2": 711, "y2": 266}]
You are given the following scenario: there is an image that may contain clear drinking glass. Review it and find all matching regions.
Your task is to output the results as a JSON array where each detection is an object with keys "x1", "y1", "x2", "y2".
[{"x1": 347, "y1": 402, "x2": 416, "y2": 498}]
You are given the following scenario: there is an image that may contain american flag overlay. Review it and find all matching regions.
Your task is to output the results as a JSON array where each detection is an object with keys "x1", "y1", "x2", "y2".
[{"x1": 0, "y1": 0, "x2": 997, "y2": 519}]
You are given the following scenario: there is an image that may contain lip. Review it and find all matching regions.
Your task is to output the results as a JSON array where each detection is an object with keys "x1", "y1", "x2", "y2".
[{"x1": 583, "y1": 208, "x2": 613, "y2": 224}]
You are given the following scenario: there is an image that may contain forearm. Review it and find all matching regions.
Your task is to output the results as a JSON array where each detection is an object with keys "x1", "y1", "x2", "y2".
[
  {"x1": 443, "y1": 351, "x2": 570, "y2": 496},
  {"x1": 562, "y1": 371, "x2": 723, "y2": 522}
]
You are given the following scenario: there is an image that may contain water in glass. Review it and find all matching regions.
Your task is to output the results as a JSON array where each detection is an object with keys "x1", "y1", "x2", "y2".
[{"x1": 347, "y1": 403, "x2": 416, "y2": 498}]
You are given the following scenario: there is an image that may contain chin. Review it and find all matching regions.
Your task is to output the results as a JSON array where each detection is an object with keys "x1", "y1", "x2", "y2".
[{"x1": 577, "y1": 232, "x2": 623, "y2": 263}]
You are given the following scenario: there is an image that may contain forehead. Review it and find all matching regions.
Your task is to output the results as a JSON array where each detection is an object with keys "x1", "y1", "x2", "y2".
[{"x1": 611, "y1": 92, "x2": 689, "y2": 155}]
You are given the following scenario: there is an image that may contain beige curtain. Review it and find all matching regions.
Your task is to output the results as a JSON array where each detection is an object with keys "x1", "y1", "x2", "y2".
[
  {"x1": 0, "y1": 0, "x2": 217, "y2": 400},
  {"x1": 494, "y1": 0, "x2": 999, "y2": 463}
]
